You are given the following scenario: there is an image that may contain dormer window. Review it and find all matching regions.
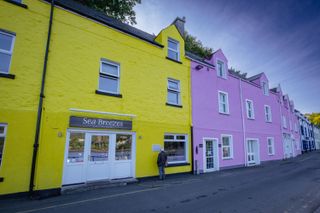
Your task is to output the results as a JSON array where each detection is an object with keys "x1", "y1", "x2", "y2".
[
  {"x1": 167, "y1": 38, "x2": 179, "y2": 61},
  {"x1": 217, "y1": 60, "x2": 226, "y2": 78},
  {"x1": 262, "y1": 82, "x2": 269, "y2": 95}
]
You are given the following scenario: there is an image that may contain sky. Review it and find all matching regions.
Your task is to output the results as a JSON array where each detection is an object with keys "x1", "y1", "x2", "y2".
[{"x1": 134, "y1": 0, "x2": 320, "y2": 114}]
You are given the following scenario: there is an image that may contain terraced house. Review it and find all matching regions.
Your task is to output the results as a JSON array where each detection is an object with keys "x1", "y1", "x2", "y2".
[{"x1": 0, "y1": 0, "x2": 192, "y2": 197}]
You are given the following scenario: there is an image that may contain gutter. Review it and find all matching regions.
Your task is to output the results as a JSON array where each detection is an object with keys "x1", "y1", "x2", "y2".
[
  {"x1": 29, "y1": 0, "x2": 55, "y2": 196},
  {"x1": 185, "y1": 56, "x2": 215, "y2": 69}
]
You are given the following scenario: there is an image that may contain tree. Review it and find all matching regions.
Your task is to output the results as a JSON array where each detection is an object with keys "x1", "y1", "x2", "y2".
[
  {"x1": 305, "y1": 113, "x2": 320, "y2": 128},
  {"x1": 74, "y1": 0, "x2": 141, "y2": 25},
  {"x1": 185, "y1": 31, "x2": 213, "y2": 58}
]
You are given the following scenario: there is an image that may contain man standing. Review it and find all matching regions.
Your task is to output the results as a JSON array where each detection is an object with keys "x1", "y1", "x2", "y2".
[{"x1": 157, "y1": 148, "x2": 167, "y2": 180}]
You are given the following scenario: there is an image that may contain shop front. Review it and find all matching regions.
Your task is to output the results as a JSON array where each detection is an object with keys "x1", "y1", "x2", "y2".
[{"x1": 62, "y1": 116, "x2": 135, "y2": 185}]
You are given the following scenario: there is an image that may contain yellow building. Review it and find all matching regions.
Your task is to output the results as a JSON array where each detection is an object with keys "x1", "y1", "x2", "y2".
[{"x1": 0, "y1": 0, "x2": 192, "y2": 197}]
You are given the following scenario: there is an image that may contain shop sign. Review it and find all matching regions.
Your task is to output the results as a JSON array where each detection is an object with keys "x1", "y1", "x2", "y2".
[{"x1": 69, "y1": 116, "x2": 132, "y2": 130}]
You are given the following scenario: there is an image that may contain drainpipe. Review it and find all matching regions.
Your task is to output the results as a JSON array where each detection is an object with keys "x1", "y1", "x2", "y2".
[
  {"x1": 29, "y1": 0, "x2": 55, "y2": 196},
  {"x1": 239, "y1": 79, "x2": 247, "y2": 166},
  {"x1": 278, "y1": 96, "x2": 285, "y2": 159},
  {"x1": 190, "y1": 126, "x2": 194, "y2": 174}
]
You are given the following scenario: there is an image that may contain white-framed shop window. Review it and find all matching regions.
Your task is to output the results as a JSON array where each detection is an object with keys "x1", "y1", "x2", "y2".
[
  {"x1": 264, "y1": 105, "x2": 272, "y2": 122},
  {"x1": 221, "y1": 135, "x2": 233, "y2": 159},
  {"x1": 218, "y1": 91, "x2": 229, "y2": 114},
  {"x1": 0, "y1": 31, "x2": 15, "y2": 74},
  {"x1": 98, "y1": 59, "x2": 120, "y2": 94},
  {"x1": 167, "y1": 78, "x2": 181, "y2": 105},
  {"x1": 246, "y1": 99, "x2": 255, "y2": 119},
  {"x1": 0, "y1": 124, "x2": 8, "y2": 166},
  {"x1": 217, "y1": 60, "x2": 227, "y2": 78},
  {"x1": 167, "y1": 38, "x2": 180, "y2": 61},
  {"x1": 267, "y1": 137, "x2": 275, "y2": 155},
  {"x1": 164, "y1": 134, "x2": 188, "y2": 164}
]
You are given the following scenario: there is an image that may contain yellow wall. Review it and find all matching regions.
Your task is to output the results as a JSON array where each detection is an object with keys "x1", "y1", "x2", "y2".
[{"x1": 0, "y1": 0, "x2": 192, "y2": 194}]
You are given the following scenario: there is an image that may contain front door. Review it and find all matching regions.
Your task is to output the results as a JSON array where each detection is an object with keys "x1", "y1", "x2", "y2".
[
  {"x1": 203, "y1": 138, "x2": 218, "y2": 172},
  {"x1": 247, "y1": 139, "x2": 259, "y2": 166}
]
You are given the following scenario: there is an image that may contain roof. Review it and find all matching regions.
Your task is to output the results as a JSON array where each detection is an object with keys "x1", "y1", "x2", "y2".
[
  {"x1": 46, "y1": 0, "x2": 164, "y2": 47},
  {"x1": 270, "y1": 87, "x2": 278, "y2": 93},
  {"x1": 228, "y1": 69, "x2": 247, "y2": 79},
  {"x1": 247, "y1": 73, "x2": 263, "y2": 81},
  {"x1": 185, "y1": 51, "x2": 215, "y2": 68}
]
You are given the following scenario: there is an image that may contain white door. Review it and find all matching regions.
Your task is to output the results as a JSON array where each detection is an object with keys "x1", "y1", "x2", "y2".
[
  {"x1": 203, "y1": 138, "x2": 218, "y2": 172},
  {"x1": 283, "y1": 135, "x2": 293, "y2": 158},
  {"x1": 247, "y1": 139, "x2": 259, "y2": 166}
]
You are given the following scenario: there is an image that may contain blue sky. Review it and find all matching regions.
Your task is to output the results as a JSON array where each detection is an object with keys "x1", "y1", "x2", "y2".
[{"x1": 134, "y1": 0, "x2": 320, "y2": 113}]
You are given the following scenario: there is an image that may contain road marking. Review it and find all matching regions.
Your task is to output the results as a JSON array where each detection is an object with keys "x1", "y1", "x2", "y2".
[{"x1": 16, "y1": 187, "x2": 160, "y2": 213}]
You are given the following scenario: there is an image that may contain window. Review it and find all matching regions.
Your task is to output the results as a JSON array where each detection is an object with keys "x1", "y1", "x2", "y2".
[
  {"x1": 217, "y1": 60, "x2": 226, "y2": 78},
  {"x1": 167, "y1": 79, "x2": 181, "y2": 105},
  {"x1": 164, "y1": 134, "x2": 187, "y2": 163},
  {"x1": 267, "y1": 137, "x2": 275, "y2": 155},
  {"x1": 289, "y1": 120, "x2": 292, "y2": 130},
  {"x1": 264, "y1": 105, "x2": 272, "y2": 122},
  {"x1": 262, "y1": 82, "x2": 269, "y2": 95},
  {"x1": 218, "y1": 91, "x2": 229, "y2": 114},
  {"x1": 295, "y1": 123, "x2": 298, "y2": 132},
  {"x1": 67, "y1": 132, "x2": 85, "y2": 163},
  {"x1": 0, "y1": 31, "x2": 15, "y2": 74},
  {"x1": 221, "y1": 135, "x2": 233, "y2": 159},
  {"x1": 246, "y1": 99, "x2": 255, "y2": 119},
  {"x1": 167, "y1": 38, "x2": 179, "y2": 61},
  {"x1": 98, "y1": 59, "x2": 120, "y2": 94},
  {"x1": 282, "y1": 116, "x2": 287, "y2": 128},
  {"x1": 115, "y1": 134, "x2": 132, "y2": 160},
  {"x1": 0, "y1": 124, "x2": 7, "y2": 166}
]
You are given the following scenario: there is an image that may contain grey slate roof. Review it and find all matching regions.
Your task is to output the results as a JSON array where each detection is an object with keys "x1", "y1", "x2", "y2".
[
  {"x1": 270, "y1": 87, "x2": 278, "y2": 93},
  {"x1": 247, "y1": 73, "x2": 263, "y2": 81},
  {"x1": 185, "y1": 51, "x2": 214, "y2": 67},
  {"x1": 46, "y1": 0, "x2": 163, "y2": 47}
]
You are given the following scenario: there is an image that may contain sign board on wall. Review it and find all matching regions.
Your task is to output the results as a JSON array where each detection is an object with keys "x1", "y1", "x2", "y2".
[
  {"x1": 69, "y1": 116, "x2": 132, "y2": 130},
  {"x1": 152, "y1": 144, "x2": 161, "y2": 152}
]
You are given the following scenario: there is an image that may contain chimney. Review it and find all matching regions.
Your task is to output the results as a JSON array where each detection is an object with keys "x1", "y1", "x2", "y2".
[{"x1": 172, "y1": 16, "x2": 186, "y2": 37}]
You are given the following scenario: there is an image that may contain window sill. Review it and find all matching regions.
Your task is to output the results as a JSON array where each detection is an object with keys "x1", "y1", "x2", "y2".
[
  {"x1": 219, "y1": 112, "x2": 230, "y2": 115},
  {"x1": 222, "y1": 157, "x2": 233, "y2": 160},
  {"x1": 4, "y1": 0, "x2": 28, "y2": 8},
  {"x1": 247, "y1": 117, "x2": 255, "y2": 120},
  {"x1": 166, "y1": 57, "x2": 182, "y2": 64},
  {"x1": 95, "y1": 90, "x2": 122, "y2": 98},
  {"x1": 265, "y1": 121, "x2": 272, "y2": 123},
  {"x1": 166, "y1": 162, "x2": 190, "y2": 167},
  {"x1": 166, "y1": 103, "x2": 182, "y2": 108},
  {"x1": 0, "y1": 73, "x2": 15, "y2": 79}
]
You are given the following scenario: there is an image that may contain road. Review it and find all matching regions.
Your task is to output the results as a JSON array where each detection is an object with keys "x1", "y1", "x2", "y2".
[{"x1": 1, "y1": 151, "x2": 320, "y2": 213}]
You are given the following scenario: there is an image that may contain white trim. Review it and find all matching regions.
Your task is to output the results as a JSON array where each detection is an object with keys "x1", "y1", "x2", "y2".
[
  {"x1": 164, "y1": 133, "x2": 188, "y2": 164},
  {"x1": 0, "y1": 31, "x2": 15, "y2": 74},
  {"x1": 221, "y1": 134, "x2": 234, "y2": 160},
  {"x1": 202, "y1": 137, "x2": 219, "y2": 172},
  {"x1": 69, "y1": 108, "x2": 136, "y2": 118},
  {"x1": 218, "y1": 91, "x2": 230, "y2": 114},
  {"x1": 264, "y1": 105, "x2": 272, "y2": 122},
  {"x1": 216, "y1": 59, "x2": 227, "y2": 79},
  {"x1": 267, "y1": 137, "x2": 275, "y2": 155},
  {"x1": 245, "y1": 99, "x2": 255, "y2": 119},
  {"x1": 246, "y1": 138, "x2": 260, "y2": 166},
  {"x1": 167, "y1": 37, "x2": 180, "y2": 61},
  {"x1": 0, "y1": 124, "x2": 8, "y2": 167}
]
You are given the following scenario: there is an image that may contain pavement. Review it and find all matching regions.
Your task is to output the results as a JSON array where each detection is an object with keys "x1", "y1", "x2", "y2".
[{"x1": 1, "y1": 151, "x2": 320, "y2": 213}]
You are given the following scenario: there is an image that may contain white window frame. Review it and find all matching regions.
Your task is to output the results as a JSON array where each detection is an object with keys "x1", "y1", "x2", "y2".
[
  {"x1": 164, "y1": 133, "x2": 188, "y2": 164},
  {"x1": 264, "y1": 105, "x2": 272, "y2": 122},
  {"x1": 221, "y1": 134, "x2": 233, "y2": 159},
  {"x1": 267, "y1": 137, "x2": 275, "y2": 155},
  {"x1": 262, "y1": 81, "x2": 269, "y2": 96},
  {"x1": 218, "y1": 91, "x2": 230, "y2": 114},
  {"x1": 295, "y1": 123, "x2": 298, "y2": 132},
  {"x1": 167, "y1": 78, "x2": 181, "y2": 106},
  {"x1": 0, "y1": 31, "x2": 15, "y2": 74},
  {"x1": 289, "y1": 120, "x2": 292, "y2": 131},
  {"x1": 282, "y1": 116, "x2": 287, "y2": 128},
  {"x1": 167, "y1": 38, "x2": 180, "y2": 61},
  {"x1": 245, "y1": 99, "x2": 255, "y2": 119},
  {"x1": 98, "y1": 59, "x2": 120, "y2": 94},
  {"x1": 216, "y1": 60, "x2": 227, "y2": 79},
  {"x1": 0, "y1": 124, "x2": 8, "y2": 167}
]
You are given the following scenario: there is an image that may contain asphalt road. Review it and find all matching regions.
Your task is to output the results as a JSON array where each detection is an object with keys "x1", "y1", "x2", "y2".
[{"x1": 1, "y1": 151, "x2": 320, "y2": 213}]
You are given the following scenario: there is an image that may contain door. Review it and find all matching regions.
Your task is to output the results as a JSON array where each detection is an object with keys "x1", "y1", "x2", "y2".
[
  {"x1": 247, "y1": 139, "x2": 259, "y2": 166},
  {"x1": 203, "y1": 138, "x2": 218, "y2": 172},
  {"x1": 283, "y1": 134, "x2": 293, "y2": 158}
]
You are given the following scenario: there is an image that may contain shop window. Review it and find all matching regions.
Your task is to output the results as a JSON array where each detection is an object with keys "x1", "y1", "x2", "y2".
[
  {"x1": 98, "y1": 59, "x2": 120, "y2": 94},
  {"x1": 0, "y1": 124, "x2": 7, "y2": 166},
  {"x1": 67, "y1": 132, "x2": 85, "y2": 163},
  {"x1": 116, "y1": 134, "x2": 132, "y2": 160},
  {"x1": 164, "y1": 134, "x2": 187, "y2": 163},
  {"x1": 0, "y1": 31, "x2": 15, "y2": 74},
  {"x1": 90, "y1": 135, "x2": 109, "y2": 161},
  {"x1": 221, "y1": 135, "x2": 233, "y2": 159}
]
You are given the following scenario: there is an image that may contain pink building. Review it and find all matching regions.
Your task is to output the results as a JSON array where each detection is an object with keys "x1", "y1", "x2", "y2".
[{"x1": 187, "y1": 49, "x2": 300, "y2": 174}]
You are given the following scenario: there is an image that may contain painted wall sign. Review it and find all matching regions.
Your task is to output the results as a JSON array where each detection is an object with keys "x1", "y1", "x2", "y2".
[{"x1": 69, "y1": 116, "x2": 132, "y2": 130}]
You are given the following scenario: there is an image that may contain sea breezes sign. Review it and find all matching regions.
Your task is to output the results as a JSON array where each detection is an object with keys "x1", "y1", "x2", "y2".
[{"x1": 69, "y1": 116, "x2": 132, "y2": 130}]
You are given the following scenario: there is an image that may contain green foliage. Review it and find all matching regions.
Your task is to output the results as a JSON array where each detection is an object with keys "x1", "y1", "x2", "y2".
[
  {"x1": 185, "y1": 31, "x2": 213, "y2": 59},
  {"x1": 74, "y1": 0, "x2": 141, "y2": 25},
  {"x1": 305, "y1": 113, "x2": 320, "y2": 128}
]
